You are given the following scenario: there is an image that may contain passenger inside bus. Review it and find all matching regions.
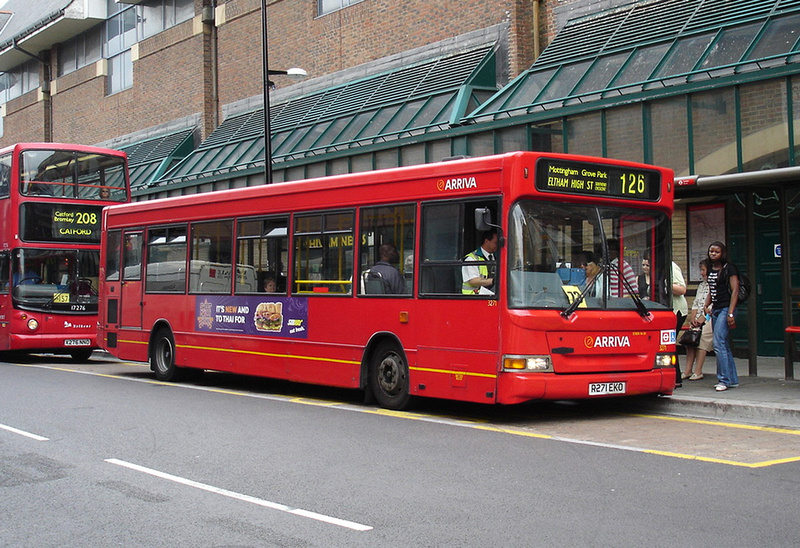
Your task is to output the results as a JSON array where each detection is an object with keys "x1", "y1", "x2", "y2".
[
  {"x1": 263, "y1": 277, "x2": 277, "y2": 293},
  {"x1": 597, "y1": 239, "x2": 638, "y2": 297},
  {"x1": 365, "y1": 243, "x2": 405, "y2": 294}
]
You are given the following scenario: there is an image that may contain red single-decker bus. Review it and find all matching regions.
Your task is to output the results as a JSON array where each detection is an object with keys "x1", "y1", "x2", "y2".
[{"x1": 99, "y1": 151, "x2": 676, "y2": 408}]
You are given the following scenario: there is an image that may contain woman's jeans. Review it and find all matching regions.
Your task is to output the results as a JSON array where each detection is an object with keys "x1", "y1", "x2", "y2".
[{"x1": 712, "y1": 307, "x2": 739, "y2": 387}]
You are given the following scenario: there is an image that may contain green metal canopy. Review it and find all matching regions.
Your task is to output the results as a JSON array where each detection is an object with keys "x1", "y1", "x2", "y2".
[
  {"x1": 153, "y1": 45, "x2": 498, "y2": 186},
  {"x1": 466, "y1": 0, "x2": 800, "y2": 123},
  {"x1": 117, "y1": 128, "x2": 195, "y2": 190}
]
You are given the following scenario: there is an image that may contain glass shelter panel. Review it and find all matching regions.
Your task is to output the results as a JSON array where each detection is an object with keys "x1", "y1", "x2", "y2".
[
  {"x1": 650, "y1": 97, "x2": 690, "y2": 177},
  {"x1": 566, "y1": 113, "x2": 603, "y2": 157},
  {"x1": 740, "y1": 79, "x2": 790, "y2": 171},
  {"x1": 605, "y1": 105, "x2": 644, "y2": 164},
  {"x1": 691, "y1": 88, "x2": 737, "y2": 175}
]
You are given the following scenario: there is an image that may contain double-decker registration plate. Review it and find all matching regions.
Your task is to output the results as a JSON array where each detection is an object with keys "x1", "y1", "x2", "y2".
[
  {"x1": 588, "y1": 381, "x2": 626, "y2": 396},
  {"x1": 65, "y1": 339, "x2": 91, "y2": 347}
]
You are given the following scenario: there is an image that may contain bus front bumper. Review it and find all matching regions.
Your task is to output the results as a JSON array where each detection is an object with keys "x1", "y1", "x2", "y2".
[
  {"x1": 496, "y1": 368, "x2": 675, "y2": 404},
  {"x1": 9, "y1": 333, "x2": 97, "y2": 352}
]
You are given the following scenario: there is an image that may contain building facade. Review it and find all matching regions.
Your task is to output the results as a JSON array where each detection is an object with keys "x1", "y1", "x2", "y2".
[{"x1": 1, "y1": 0, "x2": 799, "y2": 370}]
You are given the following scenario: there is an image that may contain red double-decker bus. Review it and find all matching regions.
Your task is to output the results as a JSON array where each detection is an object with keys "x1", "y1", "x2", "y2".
[
  {"x1": 0, "y1": 143, "x2": 129, "y2": 359},
  {"x1": 99, "y1": 151, "x2": 676, "y2": 408}
]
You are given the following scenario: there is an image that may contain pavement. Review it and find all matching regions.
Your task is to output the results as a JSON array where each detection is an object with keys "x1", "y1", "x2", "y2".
[{"x1": 645, "y1": 355, "x2": 800, "y2": 428}]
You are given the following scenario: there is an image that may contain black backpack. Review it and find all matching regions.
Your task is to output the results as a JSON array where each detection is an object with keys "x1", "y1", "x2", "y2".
[
  {"x1": 737, "y1": 272, "x2": 752, "y2": 302},
  {"x1": 726, "y1": 263, "x2": 751, "y2": 302}
]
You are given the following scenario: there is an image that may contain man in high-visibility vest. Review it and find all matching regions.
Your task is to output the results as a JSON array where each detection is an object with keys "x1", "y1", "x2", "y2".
[{"x1": 462, "y1": 229, "x2": 498, "y2": 295}]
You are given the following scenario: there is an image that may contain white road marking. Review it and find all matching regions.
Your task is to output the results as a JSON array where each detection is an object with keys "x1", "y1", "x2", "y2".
[
  {"x1": 0, "y1": 422, "x2": 49, "y2": 441},
  {"x1": 105, "y1": 458, "x2": 373, "y2": 531}
]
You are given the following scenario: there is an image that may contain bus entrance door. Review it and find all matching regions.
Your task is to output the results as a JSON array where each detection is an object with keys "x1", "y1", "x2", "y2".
[
  {"x1": 120, "y1": 231, "x2": 143, "y2": 330},
  {"x1": 0, "y1": 296, "x2": 9, "y2": 351},
  {"x1": 120, "y1": 279, "x2": 143, "y2": 329},
  {"x1": 0, "y1": 251, "x2": 9, "y2": 350}
]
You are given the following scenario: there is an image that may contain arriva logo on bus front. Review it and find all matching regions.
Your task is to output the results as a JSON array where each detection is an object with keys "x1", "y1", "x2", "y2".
[
  {"x1": 437, "y1": 177, "x2": 477, "y2": 191},
  {"x1": 584, "y1": 335, "x2": 631, "y2": 348}
]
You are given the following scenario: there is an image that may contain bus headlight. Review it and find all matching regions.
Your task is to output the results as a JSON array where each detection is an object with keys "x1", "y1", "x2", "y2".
[
  {"x1": 27, "y1": 318, "x2": 39, "y2": 331},
  {"x1": 503, "y1": 355, "x2": 552, "y2": 372},
  {"x1": 655, "y1": 353, "x2": 675, "y2": 368}
]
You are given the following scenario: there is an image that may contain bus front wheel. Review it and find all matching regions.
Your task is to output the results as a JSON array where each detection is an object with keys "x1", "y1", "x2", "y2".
[
  {"x1": 151, "y1": 329, "x2": 182, "y2": 381},
  {"x1": 370, "y1": 342, "x2": 411, "y2": 410},
  {"x1": 69, "y1": 349, "x2": 94, "y2": 362}
]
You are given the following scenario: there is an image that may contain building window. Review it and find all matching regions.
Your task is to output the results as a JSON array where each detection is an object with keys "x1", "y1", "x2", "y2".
[
  {"x1": 318, "y1": 0, "x2": 364, "y2": 16},
  {"x1": 0, "y1": 60, "x2": 40, "y2": 104},
  {"x1": 101, "y1": 0, "x2": 195, "y2": 94},
  {"x1": 108, "y1": 50, "x2": 133, "y2": 94},
  {"x1": 140, "y1": 0, "x2": 195, "y2": 40},
  {"x1": 58, "y1": 27, "x2": 103, "y2": 77}
]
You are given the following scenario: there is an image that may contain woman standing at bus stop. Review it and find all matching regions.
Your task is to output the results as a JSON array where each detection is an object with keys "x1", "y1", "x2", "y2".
[{"x1": 703, "y1": 241, "x2": 740, "y2": 392}]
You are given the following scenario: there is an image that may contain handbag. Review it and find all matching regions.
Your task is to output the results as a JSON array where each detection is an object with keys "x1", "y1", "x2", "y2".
[{"x1": 678, "y1": 327, "x2": 701, "y2": 347}]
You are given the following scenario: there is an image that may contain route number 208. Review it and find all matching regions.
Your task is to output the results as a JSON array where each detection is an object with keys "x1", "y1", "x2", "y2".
[{"x1": 76, "y1": 212, "x2": 98, "y2": 225}]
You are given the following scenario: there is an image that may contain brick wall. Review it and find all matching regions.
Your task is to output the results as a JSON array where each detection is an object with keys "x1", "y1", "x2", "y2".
[
  {"x1": 216, "y1": 0, "x2": 537, "y2": 109},
  {"x1": 3, "y1": 0, "x2": 545, "y2": 147}
]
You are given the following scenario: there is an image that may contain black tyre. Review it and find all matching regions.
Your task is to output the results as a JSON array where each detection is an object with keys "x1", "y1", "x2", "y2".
[
  {"x1": 150, "y1": 329, "x2": 182, "y2": 381},
  {"x1": 369, "y1": 342, "x2": 411, "y2": 410},
  {"x1": 69, "y1": 349, "x2": 94, "y2": 362}
]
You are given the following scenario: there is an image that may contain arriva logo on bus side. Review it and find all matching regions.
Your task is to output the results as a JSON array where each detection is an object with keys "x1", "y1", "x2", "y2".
[
  {"x1": 437, "y1": 177, "x2": 477, "y2": 191},
  {"x1": 584, "y1": 335, "x2": 631, "y2": 348}
]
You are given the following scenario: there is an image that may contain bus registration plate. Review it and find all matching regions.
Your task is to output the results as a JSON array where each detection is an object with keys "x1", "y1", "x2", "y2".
[
  {"x1": 65, "y1": 339, "x2": 91, "y2": 347},
  {"x1": 588, "y1": 382, "x2": 626, "y2": 396}
]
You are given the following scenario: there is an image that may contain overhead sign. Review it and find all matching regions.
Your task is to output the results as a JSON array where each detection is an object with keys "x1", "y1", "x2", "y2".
[
  {"x1": 20, "y1": 203, "x2": 102, "y2": 243},
  {"x1": 535, "y1": 158, "x2": 661, "y2": 201}
]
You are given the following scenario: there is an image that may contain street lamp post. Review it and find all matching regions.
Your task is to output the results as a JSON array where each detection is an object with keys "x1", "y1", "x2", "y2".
[{"x1": 261, "y1": 0, "x2": 307, "y2": 184}]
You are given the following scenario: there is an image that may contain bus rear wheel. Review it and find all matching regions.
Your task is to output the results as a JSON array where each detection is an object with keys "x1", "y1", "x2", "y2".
[
  {"x1": 151, "y1": 329, "x2": 182, "y2": 381},
  {"x1": 370, "y1": 342, "x2": 411, "y2": 410}
]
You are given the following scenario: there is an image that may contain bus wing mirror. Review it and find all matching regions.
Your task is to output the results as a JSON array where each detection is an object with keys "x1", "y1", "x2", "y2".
[{"x1": 474, "y1": 208, "x2": 492, "y2": 231}]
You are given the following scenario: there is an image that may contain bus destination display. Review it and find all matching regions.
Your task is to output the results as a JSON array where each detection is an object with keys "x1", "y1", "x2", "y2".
[
  {"x1": 535, "y1": 158, "x2": 661, "y2": 201},
  {"x1": 21, "y1": 203, "x2": 102, "y2": 243}
]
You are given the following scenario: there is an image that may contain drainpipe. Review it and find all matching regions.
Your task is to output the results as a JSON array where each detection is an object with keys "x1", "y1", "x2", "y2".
[
  {"x1": 202, "y1": 2, "x2": 219, "y2": 135},
  {"x1": 13, "y1": 39, "x2": 51, "y2": 141},
  {"x1": 533, "y1": 0, "x2": 541, "y2": 60}
]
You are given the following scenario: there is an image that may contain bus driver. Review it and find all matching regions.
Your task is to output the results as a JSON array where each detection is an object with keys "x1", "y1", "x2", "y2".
[{"x1": 462, "y1": 229, "x2": 498, "y2": 295}]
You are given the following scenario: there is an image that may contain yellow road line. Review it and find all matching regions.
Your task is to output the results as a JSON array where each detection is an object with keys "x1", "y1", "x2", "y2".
[{"x1": 627, "y1": 412, "x2": 800, "y2": 436}]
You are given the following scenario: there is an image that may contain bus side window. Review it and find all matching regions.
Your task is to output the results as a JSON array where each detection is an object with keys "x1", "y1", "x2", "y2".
[
  {"x1": 358, "y1": 204, "x2": 415, "y2": 296},
  {"x1": 190, "y1": 220, "x2": 234, "y2": 294},
  {"x1": 123, "y1": 232, "x2": 143, "y2": 281},
  {"x1": 236, "y1": 217, "x2": 289, "y2": 294},
  {"x1": 419, "y1": 199, "x2": 499, "y2": 296},
  {"x1": 0, "y1": 154, "x2": 11, "y2": 198},
  {"x1": 105, "y1": 230, "x2": 121, "y2": 281},
  {"x1": 146, "y1": 226, "x2": 187, "y2": 293},
  {"x1": 294, "y1": 211, "x2": 354, "y2": 295}
]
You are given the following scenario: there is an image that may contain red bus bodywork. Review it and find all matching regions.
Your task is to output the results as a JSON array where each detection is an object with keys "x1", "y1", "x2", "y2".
[
  {"x1": 0, "y1": 143, "x2": 129, "y2": 358},
  {"x1": 99, "y1": 152, "x2": 676, "y2": 407}
]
